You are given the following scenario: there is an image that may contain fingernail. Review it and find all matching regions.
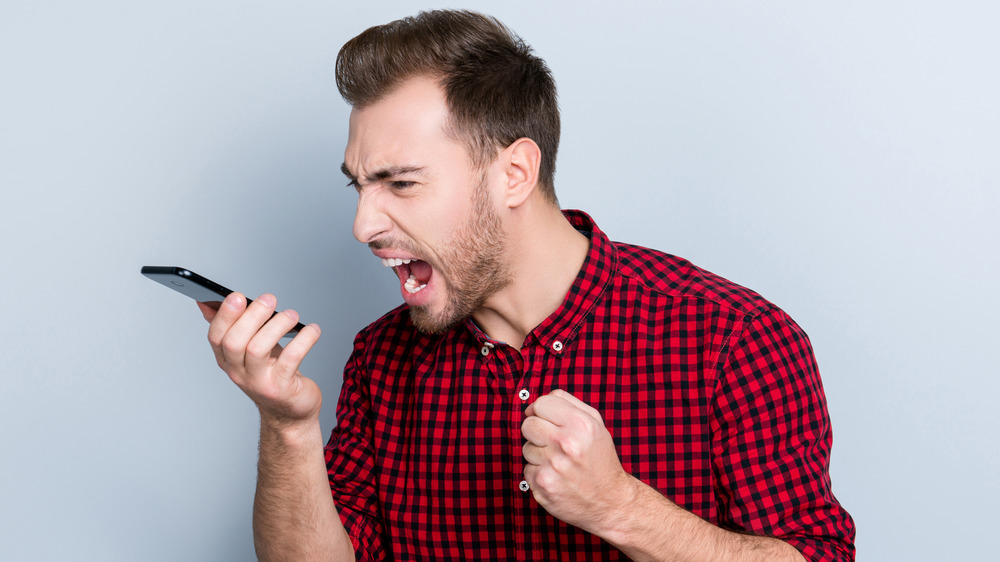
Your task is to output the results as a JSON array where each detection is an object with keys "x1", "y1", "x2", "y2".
[
  {"x1": 224, "y1": 293, "x2": 243, "y2": 309},
  {"x1": 284, "y1": 309, "x2": 299, "y2": 322},
  {"x1": 257, "y1": 294, "x2": 276, "y2": 307}
]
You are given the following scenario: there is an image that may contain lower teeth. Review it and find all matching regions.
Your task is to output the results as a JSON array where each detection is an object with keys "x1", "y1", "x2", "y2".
[{"x1": 404, "y1": 274, "x2": 427, "y2": 294}]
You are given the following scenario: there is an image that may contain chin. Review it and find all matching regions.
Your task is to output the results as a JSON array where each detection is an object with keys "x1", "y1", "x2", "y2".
[{"x1": 408, "y1": 306, "x2": 464, "y2": 335}]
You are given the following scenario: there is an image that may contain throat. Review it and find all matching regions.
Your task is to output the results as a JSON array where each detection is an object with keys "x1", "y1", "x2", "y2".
[{"x1": 406, "y1": 260, "x2": 433, "y2": 285}]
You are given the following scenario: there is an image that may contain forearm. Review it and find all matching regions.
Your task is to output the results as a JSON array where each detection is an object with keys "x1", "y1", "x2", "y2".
[
  {"x1": 253, "y1": 417, "x2": 354, "y2": 562},
  {"x1": 601, "y1": 476, "x2": 805, "y2": 562}
]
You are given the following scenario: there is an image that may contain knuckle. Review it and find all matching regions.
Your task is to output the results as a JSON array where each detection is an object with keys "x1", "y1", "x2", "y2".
[
  {"x1": 550, "y1": 453, "x2": 571, "y2": 475},
  {"x1": 221, "y1": 337, "x2": 243, "y2": 357},
  {"x1": 559, "y1": 435, "x2": 582, "y2": 460},
  {"x1": 245, "y1": 338, "x2": 271, "y2": 359},
  {"x1": 535, "y1": 467, "x2": 556, "y2": 491},
  {"x1": 572, "y1": 416, "x2": 595, "y2": 439},
  {"x1": 207, "y1": 331, "x2": 223, "y2": 348}
]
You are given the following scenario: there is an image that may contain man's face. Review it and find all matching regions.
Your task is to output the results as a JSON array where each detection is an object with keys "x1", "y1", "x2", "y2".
[{"x1": 343, "y1": 76, "x2": 511, "y2": 333}]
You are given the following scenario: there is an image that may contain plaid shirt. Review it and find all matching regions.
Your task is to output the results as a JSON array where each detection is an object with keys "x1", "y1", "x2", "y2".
[{"x1": 325, "y1": 210, "x2": 855, "y2": 561}]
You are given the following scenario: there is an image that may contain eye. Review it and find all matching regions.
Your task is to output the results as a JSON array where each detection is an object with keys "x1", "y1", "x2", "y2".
[{"x1": 390, "y1": 181, "x2": 416, "y2": 190}]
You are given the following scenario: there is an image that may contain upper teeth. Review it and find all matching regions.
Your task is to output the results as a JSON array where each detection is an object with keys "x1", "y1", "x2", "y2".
[{"x1": 381, "y1": 258, "x2": 413, "y2": 267}]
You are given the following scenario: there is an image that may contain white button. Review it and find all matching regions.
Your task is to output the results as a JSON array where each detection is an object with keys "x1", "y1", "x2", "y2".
[
  {"x1": 552, "y1": 341, "x2": 563, "y2": 352},
  {"x1": 519, "y1": 480, "x2": 530, "y2": 492},
  {"x1": 518, "y1": 389, "x2": 530, "y2": 401},
  {"x1": 481, "y1": 345, "x2": 490, "y2": 356}
]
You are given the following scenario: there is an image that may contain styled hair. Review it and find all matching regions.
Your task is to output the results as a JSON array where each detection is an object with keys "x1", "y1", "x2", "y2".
[{"x1": 336, "y1": 10, "x2": 561, "y2": 202}]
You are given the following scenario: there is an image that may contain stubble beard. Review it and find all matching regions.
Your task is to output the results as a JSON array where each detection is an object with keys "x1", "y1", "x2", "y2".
[{"x1": 409, "y1": 175, "x2": 511, "y2": 334}]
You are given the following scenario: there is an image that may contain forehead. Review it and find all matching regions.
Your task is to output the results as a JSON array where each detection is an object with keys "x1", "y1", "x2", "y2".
[{"x1": 344, "y1": 76, "x2": 470, "y2": 176}]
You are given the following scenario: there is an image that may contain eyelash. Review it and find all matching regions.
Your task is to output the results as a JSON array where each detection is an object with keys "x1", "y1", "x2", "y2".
[{"x1": 344, "y1": 180, "x2": 416, "y2": 192}]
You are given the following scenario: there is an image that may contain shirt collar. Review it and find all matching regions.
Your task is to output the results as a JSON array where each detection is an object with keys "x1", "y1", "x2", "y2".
[{"x1": 464, "y1": 209, "x2": 616, "y2": 356}]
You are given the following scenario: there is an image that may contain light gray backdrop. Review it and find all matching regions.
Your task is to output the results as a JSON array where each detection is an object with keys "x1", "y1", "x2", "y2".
[{"x1": 2, "y1": 1, "x2": 997, "y2": 560}]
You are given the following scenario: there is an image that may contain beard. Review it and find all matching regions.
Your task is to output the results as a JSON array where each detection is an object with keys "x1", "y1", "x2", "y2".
[{"x1": 408, "y1": 174, "x2": 511, "y2": 334}]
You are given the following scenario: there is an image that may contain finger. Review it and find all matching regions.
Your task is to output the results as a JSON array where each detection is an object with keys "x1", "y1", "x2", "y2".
[
  {"x1": 522, "y1": 465, "x2": 547, "y2": 505},
  {"x1": 207, "y1": 293, "x2": 246, "y2": 342},
  {"x1": 523, "y1": 463, "x2": 537, "y2": 486},
  {"x1": 197, "y1": 301, "x2": 220, "y2": 322},
  {"x1": 243, "y1": 308, "x2": 302, "y2": 373},
  {"x1": 549, "y1": 389, "x2": 604, "y2": 422},
  {"x1": 529, "y1": 392, "x2": 583, "y2": 427},
  {"x1": 272, "y1": 323, "x2": 322, "y2": 381},
  {"x1": 522, "y1": 441, "x2": 547, "y2": 466},
  {"x1": 220, "y1": 294, "x2": 279, "y2": 368},
  {"x1": 207, "y1": 292, "x2": 247, "y2": 365},
  {"x1": 521, "y1": 413, "x2": 558, "y2": 446}
]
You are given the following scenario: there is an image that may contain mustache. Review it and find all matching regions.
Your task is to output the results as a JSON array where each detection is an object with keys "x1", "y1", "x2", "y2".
[{"x1": 369, "y1": 238, "x2": 420, "y2": 255}]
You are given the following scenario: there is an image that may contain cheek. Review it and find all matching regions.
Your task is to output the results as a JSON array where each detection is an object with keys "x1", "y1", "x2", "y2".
[{"x1": 414, "y1": 193, "x2": 472, "y2": 235}]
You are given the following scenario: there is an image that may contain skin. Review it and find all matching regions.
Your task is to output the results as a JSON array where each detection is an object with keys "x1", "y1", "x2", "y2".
[
  {"x1": 521, "y1": 390, "x2": 807, "y2": 561},
  {"x1": 202, "y1": 75, "x2": 806, "y2": 561},
  {"x1": 198, "y1": 295, "x2": 352, "y2": 561}
]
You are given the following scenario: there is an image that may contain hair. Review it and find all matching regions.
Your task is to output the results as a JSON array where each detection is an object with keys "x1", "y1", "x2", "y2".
[{"x1": 336, "y1": 10, "x2": 561, "y2": 203}]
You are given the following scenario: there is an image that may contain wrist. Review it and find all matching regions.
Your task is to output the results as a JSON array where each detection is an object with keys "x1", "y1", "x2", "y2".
[
  {"x1": 259, "y1": 414, "x2": 324, "y2": 449},
  {"x1": 598, "y1": 472, "x2": 648, "y2": 545}
]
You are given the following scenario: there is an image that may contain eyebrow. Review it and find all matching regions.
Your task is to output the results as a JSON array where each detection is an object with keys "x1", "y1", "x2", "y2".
[{"x1": 340, "y1": 163, "x2": 427, "y2": 186}]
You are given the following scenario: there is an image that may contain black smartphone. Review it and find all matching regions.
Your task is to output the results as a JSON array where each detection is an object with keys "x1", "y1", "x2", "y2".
[{"x1": 141, "y1": 266, "x2": 306, "y2": 337}]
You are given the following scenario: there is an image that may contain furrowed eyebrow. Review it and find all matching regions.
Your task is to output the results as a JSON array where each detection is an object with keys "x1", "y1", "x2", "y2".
[
  {"x1": 368, "y1": 166, "x2": 427, "y2": 183},
  {"x1": 341, "y1": 164, "x2": 428, "y2": 186}
]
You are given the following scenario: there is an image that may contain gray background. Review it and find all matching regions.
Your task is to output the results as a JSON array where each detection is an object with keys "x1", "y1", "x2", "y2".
[{"x1": 2, "y1": 1, "x2": 997, "y2": 560}]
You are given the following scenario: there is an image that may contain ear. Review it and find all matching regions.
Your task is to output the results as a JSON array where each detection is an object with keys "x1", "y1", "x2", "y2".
[{"x1": 500, "y1": 138, "x2": 541, "y2": 209}]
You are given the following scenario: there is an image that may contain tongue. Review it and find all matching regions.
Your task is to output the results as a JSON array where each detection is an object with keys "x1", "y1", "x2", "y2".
[{"x1": 409, "y1": 260, "x2": 433, "y2": 284}]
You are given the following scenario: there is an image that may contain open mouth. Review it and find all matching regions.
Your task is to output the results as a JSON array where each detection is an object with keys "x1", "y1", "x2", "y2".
[{"x1": 381, "y1": 257, "x2": 433, "y2": 294}]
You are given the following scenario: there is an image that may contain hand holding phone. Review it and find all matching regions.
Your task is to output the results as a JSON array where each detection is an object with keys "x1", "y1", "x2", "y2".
[
  {"x1": 141, "y1": 266, "x2": 306, "y2": 336},
  {"x1": 141, "y1": 265, "x2": 323, "y2": 425}
]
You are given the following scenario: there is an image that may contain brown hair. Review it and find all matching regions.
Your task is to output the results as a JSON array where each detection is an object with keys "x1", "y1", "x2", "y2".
[{"x1": 336, "y1": 10, "x2": 561, "y2": 203}]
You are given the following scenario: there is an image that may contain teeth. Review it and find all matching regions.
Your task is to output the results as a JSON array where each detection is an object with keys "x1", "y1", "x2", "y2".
[
  {"x1": 403, "y1": 274, "x2": 427, "y2": 294},
  {"x1": 381, "y1": 258, "x2": 413, "y2": 268}
]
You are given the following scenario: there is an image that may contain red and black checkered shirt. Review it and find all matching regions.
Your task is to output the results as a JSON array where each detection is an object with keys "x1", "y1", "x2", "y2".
[{"x1": 325, "y1": 210, "x2": 855, "y2": 561}]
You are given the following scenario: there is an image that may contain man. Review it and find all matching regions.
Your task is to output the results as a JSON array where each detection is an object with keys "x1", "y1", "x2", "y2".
[{"x1": 200, "y1": 9, "x2": 855, "y2": 561}]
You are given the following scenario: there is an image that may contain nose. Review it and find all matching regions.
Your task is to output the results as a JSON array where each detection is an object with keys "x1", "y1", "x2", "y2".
[{"x1": 352, "y1": 187, "x2": 391, "y2": 244}]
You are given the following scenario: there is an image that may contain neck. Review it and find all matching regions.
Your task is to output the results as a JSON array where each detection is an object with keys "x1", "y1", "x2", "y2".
[{"x1": 471, "y1": 203, "x2": 589, "y2": 349}]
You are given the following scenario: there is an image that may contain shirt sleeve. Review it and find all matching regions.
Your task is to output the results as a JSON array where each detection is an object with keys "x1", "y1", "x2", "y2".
[
  {"x1": 710, "y1": 307, "x2": 856, "y2": 561},
  {"x1": 324, "y1": 332, "x2": 387, "y2": 561}
]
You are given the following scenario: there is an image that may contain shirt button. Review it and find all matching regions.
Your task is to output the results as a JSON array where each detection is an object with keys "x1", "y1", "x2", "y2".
[
  {"x1": 519, "y1": 480, "x2": 530, "y2": 492},
  {"x1": 552, "y1": 341, "x2": 564, "y2": 352},
  {"x1": 480, "y1": 345, "x2": 490, "y2": 356},
  {"x1": 518, "y1": 389, "x2": 530, "y2": 401}
]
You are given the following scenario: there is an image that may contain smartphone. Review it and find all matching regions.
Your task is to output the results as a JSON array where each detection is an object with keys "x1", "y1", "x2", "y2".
[{"x1": 141, "y1": 266, "x2": 306, "y2": 337}]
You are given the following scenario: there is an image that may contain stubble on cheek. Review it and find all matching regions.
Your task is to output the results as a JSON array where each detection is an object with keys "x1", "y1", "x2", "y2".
[{"x1": 408, "y1": 176, "x2": 510, "y2": 334}]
